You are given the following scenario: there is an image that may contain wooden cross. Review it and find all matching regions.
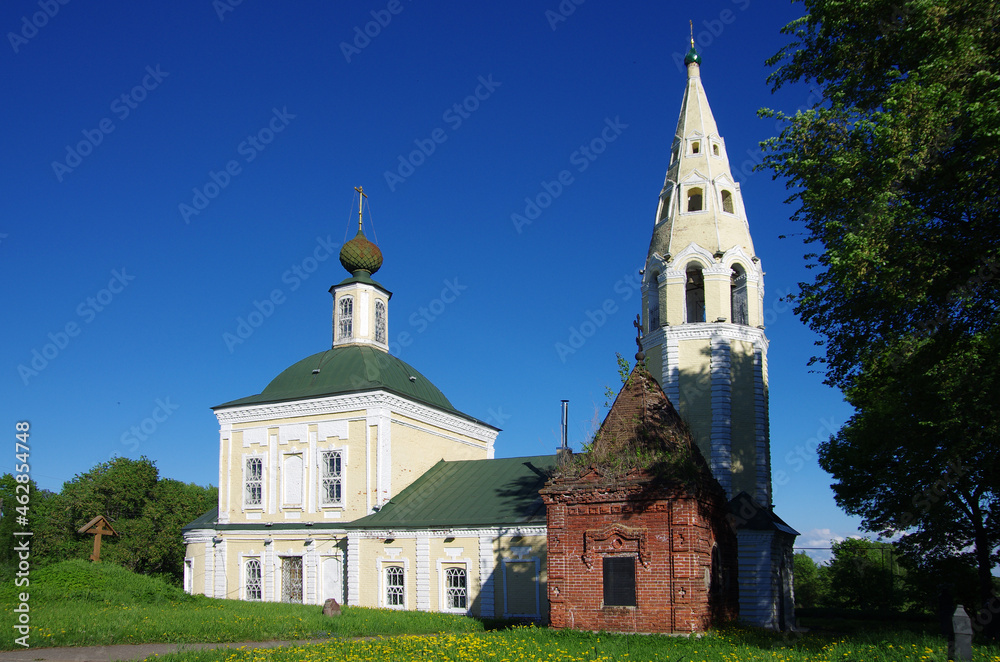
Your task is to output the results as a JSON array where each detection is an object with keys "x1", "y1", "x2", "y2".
[
  {"x1": 77, "y1": 515, "x2": 118, "y2": 563},
  {"x1": 354, "y1": 185, "x2": 367, "y2": 231}
]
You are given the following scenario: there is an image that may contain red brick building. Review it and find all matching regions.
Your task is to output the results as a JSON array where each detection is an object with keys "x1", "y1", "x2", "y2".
[{"x1": 540, "y1": 366, "x2": 738, "y2": 632}]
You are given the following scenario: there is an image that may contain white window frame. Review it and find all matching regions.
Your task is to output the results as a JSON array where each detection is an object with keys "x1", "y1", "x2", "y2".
[
  {"x1": 243, "y1": 455, "x2": 265, "y2": 509},
  {"x1": 338, "y1": 296, "x2": 353, "y2": 340},
  {"x1": 244, "y1": 556, "x2": 263, "y2": 601},
  {"x1": 443, "y1": 565, "x2": 469, "y2": 612},
  {"x1": 318, "y1": 448, "x2": 345, "y2": 507},
  {"x1": 384, "y1": 565, "x2": 405, "y2": 609}
]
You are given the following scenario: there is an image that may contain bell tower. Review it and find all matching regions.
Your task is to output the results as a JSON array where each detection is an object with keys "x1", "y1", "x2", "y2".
[
  {"x1": 640, "y1": 42, "x2": 770, "y2": 506},
  {"x1": 638, "y1": 40, "x2": 797, "y2": 630}
]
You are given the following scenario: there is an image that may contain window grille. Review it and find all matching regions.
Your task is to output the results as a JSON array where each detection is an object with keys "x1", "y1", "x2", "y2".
[
  {"x1": 245, "y1": 558, "x2": 262, "y2": 601},
  {"x1": 281, "y1": 557, "x2": 303, "y2": 603},
  {"x1": 375, "y1": 300, "x2": 386, "y2": 344},
  {"x1": 445, "y1": 567, "x2": 468, "y2": 610},
  {"x1": 385, "y1": 566, "x2": 404, "y2": 607},
  {"x1": 338, "y1": 297, "x2": 353, "y2": 340},
  {"x1": 320, "y1": 450, "x2": 342, "y2": 505},
  {"x1": 245, "y1": 457, "x2": 263, "y2": 507},
  {"x1": 603, "y1": 556, "x2": 636, "y2": 606}
]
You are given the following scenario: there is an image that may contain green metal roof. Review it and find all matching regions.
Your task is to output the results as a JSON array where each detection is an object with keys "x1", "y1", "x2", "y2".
[
  {"x1": 346, "y1": 455, "x2": 557, "y2": 529},
  {"x1": 182, "y1": 507, "x2": 219, "y2": 532},
  {"x1": 214, "y1": 345, "x2": 468, "y2": 417}
]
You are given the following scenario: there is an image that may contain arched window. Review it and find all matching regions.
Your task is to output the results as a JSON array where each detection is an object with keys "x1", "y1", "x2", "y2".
[
  {"x1": 687, "y1": 187, "x2": 704, "y2": 212},
  {"x1": 385, "y1": 566, "x2": 405, "y2": 607},
  {"x1": 712, "y1": 143, "x2": 721, "y2": 156},
  {"x1": 245, "y1": 558, "x2": 262, "y2": 601},
  {"x1": 691, "y1": 141, "x2": 701, "y2": 154},
  {"x1": 445, "y1": 567, "x2": 468, "y2": 610},
  {"x1": 375, "y1": 300, "x2": 386, "y2": 344},
  {"x1": 731, "y1": 264, "x2": 748, "y2": 325},
  {"x1": 721, "y1": 190, "x2": 734, "y2": 214},
  {"x1": 647, "y1": 274, "x2": 660, "y2": 330},
  {"x1": 337, "y1": 296, "x2": 353, "y2": 340},
  {"x1": 685, "y1": 265, "x2": 705, "y2": 323}
]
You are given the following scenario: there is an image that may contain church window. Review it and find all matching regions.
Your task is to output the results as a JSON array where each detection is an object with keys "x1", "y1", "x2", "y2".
[
  {"x1": 444, "y1": 567, "x2": 468, "y2": 610},
  {"x1": 691, "y1": 141, "x2": 701, "y2": 154},
  {"x1": 721, "y1": 190, "x2": 734, "y2": 214},
  {"x1": 245, "y1": 457, "x2": 263, "y2": 507},
  {"x1": 713, "y1": 143, "x2": 721, "y2": 156},
  {"x1": 647, "y1": 277, "x2": 660, "y2": 330},
  {"x1": 245, "y1": 558, "x2": 262, "y2": 601},
  {"x1": 603, "y1": 556, "x2": 636, "y2": 607},
  {"x1": 685, "y1": 266, "x2": 706, "y2": 323},
  {"x1": 687, "y1": 187, "x2": 704, "y2": 212},
  {"x1": 320, "y1": 450, "x2": 343, "y2": 506},
  {"x1": 385, "y1": 566, "x2": 405, "y2": 607},
  {"x1": 375, "y1": 300, "x2": 386, "y2": 344},
  {"x1": 337, "y1": 296, "x2": 353, "y2": 340},
  {"x1": 731, "y1": 264, "x2": 749, "y2": 325}
]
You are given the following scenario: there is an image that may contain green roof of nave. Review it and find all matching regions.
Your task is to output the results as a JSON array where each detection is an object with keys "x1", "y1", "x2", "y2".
[
  {"x1": 348, "y1": 455, "x2": 557, "y2": 529},
  {"x1": 214, "y1": 345, "x2": 471, "y2": 419}
]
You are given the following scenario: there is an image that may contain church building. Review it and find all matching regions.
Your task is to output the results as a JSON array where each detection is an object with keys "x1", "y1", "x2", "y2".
[{"x1": 184, "y1": 43, "x2": 796, "y2": 631}]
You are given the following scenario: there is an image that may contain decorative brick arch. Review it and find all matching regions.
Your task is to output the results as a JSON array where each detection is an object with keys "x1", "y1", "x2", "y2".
[{"x1": 582, "y1": 523, "x2": 650, "y2": 570}]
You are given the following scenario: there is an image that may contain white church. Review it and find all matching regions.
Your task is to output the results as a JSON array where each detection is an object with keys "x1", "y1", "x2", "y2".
[{"x1": 183, "y1": 42, "x2": 797, "y2": 630}]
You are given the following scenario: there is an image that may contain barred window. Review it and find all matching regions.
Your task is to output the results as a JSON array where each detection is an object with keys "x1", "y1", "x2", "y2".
[
  {"x1": 603, "y1": 556, "x2": 636, "y2": 607},
  {"x1": 385, "y1": 566, "x2": 404, "y2": 607},
  {"x1": 320, "y1": 450, "x2": 342, "y2": 506},
  {"x1": 375, "y1": 300, "x2": 386, "y2": 344},
  {"x1": 338, "y1": 297, "x2": 353, "y2": 340},
  {"x1": 245, "y1": 558, "x2": 262, "y2": 601},
  {"x1": 445, "y1": 567, "x2": 467, "y2": 610},
  {"x1": 245, "y1": 457, "x2": 263, "y2": 507}
]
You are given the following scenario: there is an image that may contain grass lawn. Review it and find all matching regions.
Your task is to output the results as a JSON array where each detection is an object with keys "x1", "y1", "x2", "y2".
[
  {"x1": 0, "y1": 560, "x2": 481, "y2": 650},
  {"x1": 4, "y1": 561, "x2": 999, "y2": 661},
  {"x1": 146, "y1": 626, "x2": 1000, "y2": 662}
]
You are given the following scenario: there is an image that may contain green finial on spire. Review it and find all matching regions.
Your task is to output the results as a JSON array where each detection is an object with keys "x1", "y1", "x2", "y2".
[{"x1": 684, "y1": 20, "x2": 701, "y2": 65}]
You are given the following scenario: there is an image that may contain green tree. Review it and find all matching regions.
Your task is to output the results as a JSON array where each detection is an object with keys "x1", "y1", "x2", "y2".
[
  {"x1": 761, "y1": 0, "x2": 1000, "y2": 624},
  {"x1": 0, "y1": 474, "x2": 53, "y2": 575},
  {"x1": 793, "y1": 552, "x2": 829, "y2": 608},
  {"x1": 33, "y1": 457, "x2": 216, "y2": 584},
  {"x1": 826, "y1": 538, "x2": 906, "y2": 611}
]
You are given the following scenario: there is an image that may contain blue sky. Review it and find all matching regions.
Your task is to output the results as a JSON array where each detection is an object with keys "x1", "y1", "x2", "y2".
[{"x1": 2, "y1": 0, "x2": 859, "y2": 558}]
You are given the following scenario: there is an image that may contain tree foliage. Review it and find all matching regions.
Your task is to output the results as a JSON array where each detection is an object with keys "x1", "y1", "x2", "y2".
[
  {"x1": 26, "y1": 457, "x2": 216, "y2": 584},
  {"x1": 762, "y1": 0, "x2": 1000, "y2": 621},
  {"x1": 793, "y1": 552, "x2": 829, "y2": 608}
]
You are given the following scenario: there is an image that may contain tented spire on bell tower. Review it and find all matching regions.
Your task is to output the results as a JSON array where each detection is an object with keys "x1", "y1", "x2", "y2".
[{"x1": 639, "y1": 42, "x2": 770, "y2": 508}]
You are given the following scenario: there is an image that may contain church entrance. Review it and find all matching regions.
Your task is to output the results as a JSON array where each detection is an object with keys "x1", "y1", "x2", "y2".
[{"x1": 281, "y1": 556, "x2": 303, "y2": 603}]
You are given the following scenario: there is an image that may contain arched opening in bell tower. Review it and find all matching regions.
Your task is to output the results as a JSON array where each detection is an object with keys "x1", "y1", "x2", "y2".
[
  {"x1": 731, "y1": 264, "x2": 748, "y2": 325},
  {"x1": 685, "y1": 265, "x2": 706, "y2": 323}
]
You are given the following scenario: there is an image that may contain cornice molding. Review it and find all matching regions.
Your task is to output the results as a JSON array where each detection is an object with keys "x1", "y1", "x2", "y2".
[{"x1": 215, "y1": 392, "x2": 498, "y2": 443}]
